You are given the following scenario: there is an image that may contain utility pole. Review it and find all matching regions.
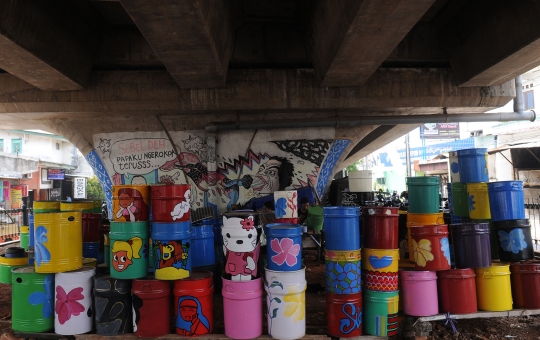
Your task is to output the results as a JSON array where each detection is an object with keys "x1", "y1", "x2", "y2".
[{"x1": 405, "y1": 133, "x2": 411, "y2": 177}]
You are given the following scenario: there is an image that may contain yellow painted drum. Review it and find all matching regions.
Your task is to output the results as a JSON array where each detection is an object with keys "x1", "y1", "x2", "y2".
[
  {"x1": 33, "y1": 201, "x2": 60, "y2": 213},
  {"x1": 362, "y1": 248, "x2": 399, "y2": 291},
  {"x1": 112, "y1": 185, "x2": 150, "y2": 222},
  {"x1": 325, "y1": 249, "x2": 361, "y2": 262},
  {"x1": 34, "y1": 212, "x2": 83, "y2": 273},
  {"x1": 475, "y1": 264, "x2": 512, "y2": 311},
  {"x1": 60, "y1": 201, "x2": 94, "y2": 212},
  {"x1": 83, "y1": 258, "x2": 97, "y2": 267},
  {"x1": 407, "y1": 213, "x2": 444, "y2": 262},
  {"x1": 467, "y1": 183, "x2": 491, "y2": 219}
]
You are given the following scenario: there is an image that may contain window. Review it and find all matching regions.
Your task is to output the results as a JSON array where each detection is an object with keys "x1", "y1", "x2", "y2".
[
  {"x1": 524, "y1": 90, "x2": 534, "y2": 110},
  {"x1": 11, "y1": 138, "x2": 22, "y2": 154},
  {"x1": 56, "y1": 142, "x2": 60, "y2": 150},
  {"x1": 0, "y1": 139, "x2": 3, "y2": 152}
]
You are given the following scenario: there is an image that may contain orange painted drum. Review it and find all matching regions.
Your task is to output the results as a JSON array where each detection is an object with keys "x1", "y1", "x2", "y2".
[{"x1": 111, "y1": 185, "x2": 150, "y2": 222}]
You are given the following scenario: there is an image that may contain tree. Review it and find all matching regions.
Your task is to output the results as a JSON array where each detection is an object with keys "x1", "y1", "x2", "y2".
[
  {"x1": 86, "y1": 175, "x2": 105, "y2": 201},
  {"x1": 345, "y1": 159, "x2": 363, "y2": 173}
]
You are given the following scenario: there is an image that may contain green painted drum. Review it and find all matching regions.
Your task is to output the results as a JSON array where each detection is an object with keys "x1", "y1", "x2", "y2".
[
  {"x1": 0, "y1": 256, "x2": 28, "y2": 284},
  {"x1": 109, "y1": 221, "x2": 148, "y2": 279},
  {"x1": 407, "y1": 177, "x2": 440, "y2": 213},
  {"x1": 12, "y1": 267, "x2": 54, "y2": 332},
  {"x1": 60, "y1": 201, "x2": 94, "y2": 212},
  {"x1": 104, "y1": 233, "x2": 110, "y2": 267},
  {"x1": 363, "y1": 290, "x2": 399, "y2": 337},
  {"x1": 20, "y1": 226, "x2": 29, "y2": 251},
  {"x1": 451, "y1": 183, "x2": 469, "y2": 217},
  {"x1": 33, "y1": 201, "x2": 60, "y2": 213}
]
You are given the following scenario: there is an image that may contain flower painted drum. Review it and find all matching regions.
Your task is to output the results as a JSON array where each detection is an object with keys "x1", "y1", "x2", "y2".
[
  {"x1": 266, "y1": 223, "x2": 302, "y2": 271},
  {"x1": 326, "y1": 251, "x2": 361, "y2": 294},
  {"x1": 493, "y1": 219, "x2": 534, "y2": 262},
  {"x1": 409, "y1": 224, "x2": 451, "y2": 271},
  {"x1": 54, "y1": 267, "x2": 96, "y2": 335}
]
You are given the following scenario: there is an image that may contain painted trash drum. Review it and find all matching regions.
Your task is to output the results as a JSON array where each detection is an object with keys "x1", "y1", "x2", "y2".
[
  {"x1": 450, "y1": 222, "x2": 491, "y2": 269},
  {"x1": 487, "y1": 181, "x2": 525, "y2": 222},
  {"x1": 191, "y1": 222, "x2": 216, "y2": 268},
  {"x1": 362, "y1": 206, "x2": 399, "y2": 249},
  {"x1": 152, "y1": 220, "x2": 192, "y2": 280},
  {"x1": 362, "y1": 248, "x2": 399, "y2": 292},
  {"x1": 222, "y1": 212, "x2": 263, "y2": 281},
  {"x1": 54, "y1": 267, "x2": 96, "y2": 335},
  {"x1": 326, "y1": 292, "x2": 362, "y2": 338},
  {"x1": 363, "y1": 290, "x2": 399, "y2": 337},
  {"x1": 266, "y1": 223, "x2": 302, "y2": 271},
  {"x1": 437, "y1": 269, "x2": 477, "y2": 314},
  {"x1": 151, "y1": 184, "x2": 191, "y2": 222},
  {"x1": 273, "y1": 190, "x2": 298, "y2": 219},
  {"x1": 475, "y1": 264, "x2": 512, "y2": 311},
  {"x1": 222, "y1": 277, "x2": 263, "y2": 339},
  {"x1": 466, "y1": 183, "x2": 491, "y2": 220},
  {"x1": 174, "y1": 271, "x2": 214, "y2": 337},
  {"x1": 132, "y1": 279, "x2": 171, "y2": 338},
  {"x1": 93, "y1": 275, "x2": 133, "y2": 335},
  {"x1": 493, "y1": 219, "x2": 534, "y2": 262},
  {"x1": 112, "y1": 185, "x2": 150, "y2": 222},
  {"x1": 409, "y1": 224, "x2": 451, "y2": 271},
  {"x1": 399, "y1": 269, "x2": 438, "y2": 317},
  {"x1": 264, "y1": 266, "x2": 307, "y2": 340},
  {"x1": 0, "y1": 248, "x2": 28, "y2": 284},
  {"x1": 12, "y1": 267, "x2": 54, "y2": 332},
  {"x1": 323, "y1": 206, "x2": 361, "y2": 251},
  {"x1": 510, "y1": 262, "x2": 540, "y2": 309},
  {"x1": 109, "y1": 221, "x2": 149, "y2": 279},
  {"x1": 326, "y1": 251, "x2": 361, "y2": 294}
]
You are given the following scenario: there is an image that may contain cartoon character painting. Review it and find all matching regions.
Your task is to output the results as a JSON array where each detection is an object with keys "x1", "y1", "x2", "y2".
[
  {"x1": 171, "y1": 190, "x2": 191, "y2": 221},
  {"x1": 111, "y1": 237, "x2": 143, "y2": 272},
  {"x1": 222, "y1": 215, "x2": 261, "y2": 281},
  {"x1": 115, "y1": 188, "x2": 149, "y2": 222},
  {"x1": 154, "y1": 240, "x2": 190, "y2": 279},
  {"x1": 176, "y1": 297, "x2": 210, "y2": 336}
]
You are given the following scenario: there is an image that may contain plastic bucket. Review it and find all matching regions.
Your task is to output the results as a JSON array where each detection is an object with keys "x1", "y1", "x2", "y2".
[
  {"x1": 132, "y1": 279, "x2": 171, "y2": 337},
  {"x1": 54, "y1": 267, "x2": 95, "y2": 335},
  {"x1": 326, "y1": 292, "x2": 362, "y2": 338},
  {"x1": 363, "y1": 290, "x2": 399, "y2": 337},
  {"x1": 467, "y1": 183, "x2": 491, "y2": 219},
  {"x1": 82, "y1": 213, "x2": 101, "y2": 242},
  {"x1": 409, "y1": 225, "x2": 451, "y2": 271},
  {"x1": 306, "y1": 206, "x2": 324, "y2": 233},
  {"x1": 266, "y1": 223, "x2": 302, "y2": 271},
  {"x1": 222, "y1": 212, "x2": 263, "y2": 281},
  {"x1": 407, "y1": 176, "x2": 440, "y2": 213},
  {"x1": 493, "y1": 219, "x2": 534, "y2": 262},
  {"x1": 348, "y1": 170, "x2": 373, "y2": 192},
  {"x1": 450, "y1": 223, "x2": 491, "y2": 268},
  {"x1": 0, "y1": 252, "x2": 27, "y2": 284},
  {"x1": 151, "y1": 184, "x2": 191, "y2": 222},
  {"x1": 274, "y1": 190, "x2": 298, "y2": 219},
  {"x1": 362, "y1": 207, "x2": 399, "y2": 249},
  {"x1": 487, "y1": 181, "x2": 525, "y2": 222},
  {"x1": 510, "y1": 262, "x2": 540, "y2": 309},
  {"x1": 399, "y1": 269, "x2": 438, "y2": 316},
  {"x1": 60, "y1": 201, "x2": 93, "y2": 212},
  {"x1": 93, "y1": 275, "x2": 132, "y2": 335},
  {"x1": 112, "y1": 185, "x2": 150, "y2": 222},
  {"x1": 362, "y1": 248, "x2": 399, "y2": 292},
  {"x1": 326, "y1": 252, "x2": 361, "y2": 294},
  {"x1": 20, "y1": 226, "x2": 29, "y2": 251},
  {"x1": 406, "y1": 212, "x2": 444, "y2": 262},
  {"x1": 222, "y1": 277, "x2": 263, "y2": 339},
  {"x1": 34, "y1": 212, "x2": 83, "y2": 273},
  {"x1": 109, "y1": 221, "x2": 148, "y2": 279},
  {"x1": 437, "y1": 269, "x2": 477, "y2": 314},
  {"x1": 475, "y1": 264, "x2": 512, "y2": 311},
  {"x1": 458, "y1": 148, "x2": 488, "y2": 183},
  {"x1": 449, "y1": 151, "x2": 461, "y2": 183},
  {"x1": 33, "y1": 201, "x2": 60, "y2": 213},
  {"x1": 11, "y1": 267, "x2": 54, "y2": 332},
  {"x1": 152, "y1": 221, "x2": 192, "y2": 280},
  {"x1": 192, "y1": 223, "x2": 216, "y2": 268},
  {"x1": 83, "y1": 242, "x2": 100, "y2": 260},
  {"x1": 451, "y1": 183, "x2": 469, "y2": 217},
  {"x1": 323, "y1": 207, "x2": 360, "y2": 251},
  {"x1": 264, "y1": 267, "x2": 306, "y2": 339}
]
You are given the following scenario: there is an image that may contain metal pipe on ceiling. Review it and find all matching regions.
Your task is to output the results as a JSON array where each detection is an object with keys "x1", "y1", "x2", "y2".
[{"x1": 205, "y1": 76, "x2": 536, "y2": 132}]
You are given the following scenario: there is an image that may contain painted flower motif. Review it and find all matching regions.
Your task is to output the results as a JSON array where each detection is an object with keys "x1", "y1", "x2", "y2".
[
  {"x1": 283, "y1": 287, "x2": 305, "y2": 323},
  {"x1": 468, "y1": 194, "x2": 476, "y2": 211},
  {"x1": 271, "y1": 238, "x2": 300, "y2": 266},
  {"x1": 275, "y1": 198, "x2": 287, "y2": 218},
  {"x1": 181, "y1": 252, "x2": 188, "y2": 260},
  {"x1": 440, "y1": 237, "x2": 451, "y2": 265},
  {"x1": 412, "y1": 239, "x2": 434, "y2": 267},
  {"x1": 55, "y1": 286, "x2": 85, "y2": 325},
  {"x1": 28, "y1": 275, "x2": 54, "y2": 318},
  {"x1": 34, "y1": 225, "x2": 51, "y2": 266},
  {"x1": 499, "y1": 228, "x2": 528, "y2": 254},
  {"x1": 240, "y1": 216, "x2": 255, "y2": 230}
]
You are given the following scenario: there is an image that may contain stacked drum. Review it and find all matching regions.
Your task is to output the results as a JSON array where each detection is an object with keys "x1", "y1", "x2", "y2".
[
  {"x1": 323, "y1": 206, "x2": 363, "y2": 338},
  {"x1": 362, "y1": 206, "x2": 399, "y2": 337},
  {"x1": 273, "y1": 190, "x2": 299, "y2": 224}
]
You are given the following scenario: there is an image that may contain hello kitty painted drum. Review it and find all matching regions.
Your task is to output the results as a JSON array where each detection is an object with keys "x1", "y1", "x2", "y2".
[{"x1": 221, "y1": 212, "x2": 263, "y2": 281}]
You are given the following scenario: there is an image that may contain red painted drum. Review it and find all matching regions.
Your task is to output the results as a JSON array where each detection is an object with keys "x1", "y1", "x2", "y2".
[
  {"x1": 409, "y1": 225, "x2": 451, "y2": 271},
  {"x1": 437, "y1": 269, "x2": 477, "y2": 314},
  {"x1": 151, "y1": 184, "x2": 191, "y2": 222},
  {"x1": 174, "y1": 271, "x2": 214, "y2": 337},
  {"x1": 326, "y1": 292, "x2": 362, "y2": 338},
  {"x1": 132, "y1": 279, "x2": 171, "y2": 338},
  {"x1": 510, "y1": 262, "x2": 540, "y2": 308},
  {"x1": 362, "y1": 207, "x2": 399, "y2": 249},
  {"x1": 274, "y1": 218, "x2": 299, "y2": 224},
  {"x1": 82, "y1": 213, "x2": 101, "y2": 242}
]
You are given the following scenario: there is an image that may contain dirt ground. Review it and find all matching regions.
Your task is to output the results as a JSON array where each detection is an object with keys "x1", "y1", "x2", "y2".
[{"x1": 1, "y1": 244, "x2": 540, "y2": 339}]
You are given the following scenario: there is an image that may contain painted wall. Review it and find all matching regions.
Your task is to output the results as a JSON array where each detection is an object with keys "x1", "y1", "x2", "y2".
[{"x1": 88, "y1": 128, "x2": 350, "y2": 217}]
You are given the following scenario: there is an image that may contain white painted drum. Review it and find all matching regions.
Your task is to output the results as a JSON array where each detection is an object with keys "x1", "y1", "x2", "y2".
[
  {"x1": 54, "y1": 266, "x2": 96, "y2": 335},
  {"x1": 348, "y1": 170, "x2": 373, "y2": 192},
  {"x1": 273, "y1": 191, "x2": 298, "y2": 219}
]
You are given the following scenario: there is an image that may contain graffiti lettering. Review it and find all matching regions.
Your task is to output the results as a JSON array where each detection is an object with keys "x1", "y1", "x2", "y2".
[
  {"x1": 117, "y1": 140, "x2": 167, "y2": 154},
  {"x1": 339, "y1": 303, "x2": 362, "y2": 334},
  {"x1": 118, "y1": 160, "x2": 152, "y2": 171}
]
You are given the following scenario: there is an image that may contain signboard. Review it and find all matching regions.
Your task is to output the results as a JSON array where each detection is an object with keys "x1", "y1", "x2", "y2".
[
  {"x1": 420, "y1": 123, "x2": 460, "y2": 139},
  {"x1": 50, "y1": 188, "x2": 61, "y2": 201},
  {"x1": 47, "y1": 169, "x2": 65, "y2": 180},
  {"x1": 73, "y1": 177, "x2": 86, "y2": 199}
]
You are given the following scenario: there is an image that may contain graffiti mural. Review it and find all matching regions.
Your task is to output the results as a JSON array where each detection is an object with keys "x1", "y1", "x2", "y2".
[{"x1": 92, "y1": 129, "x2": 348, "y2": 214}]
